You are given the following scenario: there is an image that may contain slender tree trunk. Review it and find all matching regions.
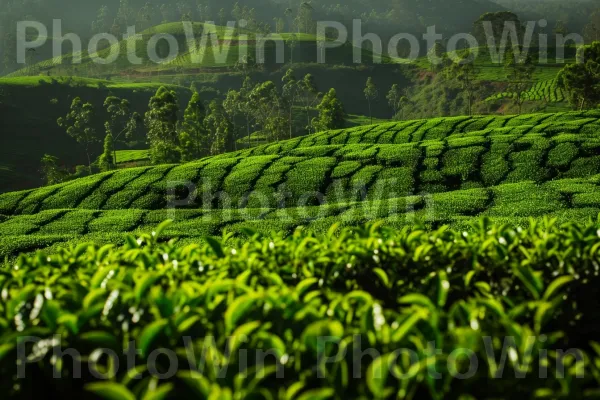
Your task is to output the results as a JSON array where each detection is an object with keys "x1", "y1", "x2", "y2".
[
  {"x1": 368, "y1": 101, "x2": 372, "y2": 125},
  {"x1": 246, "y1": 117, "x2": 251, "y2": 148},
  {"x1": 232, "y1": 123, "x2": 238, "y2": 151},
  {"x1": 86, "y1": 148, "x2": 91, "y2": 172},
  {"x1": 467, "y1": 91, "x2": 472, "y2": 116},
  {"x1": 306, "y1": 107, "x2": 311, "y2": 134},
  {"x1": 112, "y1": 136, "x2": 117, "y2": 167},
  {"x1": 289, "y1": 107, "x2": 293, "y2": 139}
]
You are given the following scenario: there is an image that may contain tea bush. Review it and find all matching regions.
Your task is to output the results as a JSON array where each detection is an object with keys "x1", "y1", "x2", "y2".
[{"x1": 1, "y1": 220, "x2": 600, "y2": 399}]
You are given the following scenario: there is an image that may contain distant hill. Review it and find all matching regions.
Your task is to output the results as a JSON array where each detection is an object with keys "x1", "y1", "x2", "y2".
[{"x1": 10, "y1": 22, "x2": 392, "y2": 80}]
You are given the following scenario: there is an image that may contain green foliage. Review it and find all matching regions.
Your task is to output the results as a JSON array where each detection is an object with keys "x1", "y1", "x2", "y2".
[
  {"x1": 99, "y1": 134, "x2": 115, "y2": 172},
  {"x1": 312, "y1": 89, "x2": 346, "y2": 132},
  {"x1": 504, "y1": 47, "x2": 537, "y2": 114},
  {"x1": 1, "y1": 220, "x2": 600, "y2": 398},
  {"x1": 115, "y1": 150, "x2": 150, "y2": 164},
  {"x1": 249, "y1": 81, "x2": 287, "y2": 142},
  {"x1": 297, "y1": 74, "x2": 320, "y2": 134},
  {"x1": 473, "y1": 12, "x2": 523, "y2": 47},
  {"x1": 103, "y1": 96, "x2": 140, "y2": 165},
  {"x1": 558, "y1": 42, "x2": 600, "y2": 109},
  {"x1": 57, "y1": 97, "x2": 98, "y2": 167},
  {"x1": 364, "y1": 77, "x2": 378, "y2": 124},
  {"x1": 491, "y1": 78, "x2": 565, "y2": 103},
  {"x1": 179, "y1": 91, "x2": 208, "y2": 162},
  {"x1": 39, "y1": 154, "x2": 69, "y2": 186},
  {"x1": 205, "y1": 100, "x2": 235, "y2": 155},
  {"x1": 1, "y1": 111, "x2": 600, "y2": 258},
  {"x1": 445, "y1": 51, "x2": 479, "y2": 116},
  {"x1": 386, "y1": 84, "x2": 408, "y2": 120},
  {"x1": 145, "y1": 87, "x2": 180, "y2": 164}
]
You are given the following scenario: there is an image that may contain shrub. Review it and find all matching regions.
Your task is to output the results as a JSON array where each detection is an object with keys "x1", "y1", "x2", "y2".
[
  {"x1": 485, "y1": 183, "x2": 565, "y2": 217},
  {"x1": 548, "y1": 142, "x2": 579, "y2": 169},
  {"x1": 367, "y1": 167, "x2": 414, "y2": 200},
  {"x1": 2, "y1": 220, "x2": 600, "y2": 399},
  {"x1": 102, "y1": 166, "x2": 174, "y2": 210},
  {"x1": 330, "y1": 161, "x2": 362, "y2": 179},
  {"x1": 223, "y1": 156, "x2": 279, "y2": 204},
  {"x1": 78, "y1": 168, "x2": 149, "y2": 209},
  {"x1": 441, "y1": 146, "x2": 486, "y2": 181},
  {"x1": 285, "y1": 157, "x2": 336, "y2": 205},
  {"x1": 481, "y1": 143, "x2": 511, "y2": 186}
]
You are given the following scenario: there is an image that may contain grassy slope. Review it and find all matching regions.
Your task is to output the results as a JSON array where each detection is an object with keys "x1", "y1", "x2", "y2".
[
  {"x1": 115, "y1": 149, "x2": 150, "y2": 164},
  {"x1": 0, "y1": 76, "x2": 190, "y2": 193},
  {"x1": 1, "y1": 110, "x2": 599, "y2": 258}
]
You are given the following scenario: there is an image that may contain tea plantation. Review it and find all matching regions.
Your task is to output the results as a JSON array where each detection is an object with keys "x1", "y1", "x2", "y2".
[
  {"x1": 1, "y1": 110, "x2": 600, "y2": 258},
  {"x1": 1, "y1": 219, "x2": 600, "y2": 398},
  {"x1": 490, "y1": 78, "x2": 566, "y2": 103},
  {"x1": 2, "y1": 111, "x2": 600, "y2": 398}
]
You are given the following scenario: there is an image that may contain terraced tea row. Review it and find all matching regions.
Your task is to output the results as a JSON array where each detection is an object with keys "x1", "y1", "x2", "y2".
[
  {"x1": 233, "y1": 110, "x2": 600, "y2": 152},
  {"x1": 2, "y1": 114, "x2": 600, "y2": 214},
  {"x1": 1, "y1": 176, "x2": 599, "y2": 258},
  {"x1": 490, "y1": 78, "x2": 565, "y2": 103}
]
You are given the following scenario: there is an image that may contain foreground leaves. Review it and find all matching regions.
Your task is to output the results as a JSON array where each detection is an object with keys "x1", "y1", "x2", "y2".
[{"x1": 1, "y1": 218, "x2": 600, "y2": 398}]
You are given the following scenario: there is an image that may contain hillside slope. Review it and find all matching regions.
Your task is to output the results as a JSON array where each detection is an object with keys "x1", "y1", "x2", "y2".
[
  {"x1": 1, "y1": 110, "x2": 600, "y2": 257},
  {"x1": 11, "y1": 22, "x2": 390, "y2": 79}
]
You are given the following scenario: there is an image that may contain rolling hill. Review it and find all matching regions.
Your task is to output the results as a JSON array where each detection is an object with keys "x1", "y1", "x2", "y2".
[
  {"x1": 1, "y1": 109, "x2": 599, "y2": 259},
  {"x1": 10, "y1": 22, "x2": 390, "y2": 80}
]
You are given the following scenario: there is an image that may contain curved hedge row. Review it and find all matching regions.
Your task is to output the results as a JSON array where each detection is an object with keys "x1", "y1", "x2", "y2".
[
  {"x1": 490, "y1": 78, "x2": 566, "y2": 103},
  {"x1": 1, "y1": 220, "x2": 600, "y2": 399},
  {"x1": 1, "y1": 111, "x2": 599, "y2": 215},
  {"x1": 1, "y1": 175, "x2": 600, "y2": 258}
]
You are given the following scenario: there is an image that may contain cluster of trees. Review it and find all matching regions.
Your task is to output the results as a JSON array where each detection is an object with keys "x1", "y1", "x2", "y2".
[
  {"x1": 45, "y1": 70, "x2": 346, "y2": 184},
  {"x1": 223, "y1": 70, "x2": 345, "y2": 147},
  {"x1": 558, "y1": 41, "x2": 600, "y2": 110},
  {"x1": 150, "y1": 69, "x2": 345, "y2": 165},
  {"x1": 493, "y1": 0, "x2": 598, "y2": 39}
]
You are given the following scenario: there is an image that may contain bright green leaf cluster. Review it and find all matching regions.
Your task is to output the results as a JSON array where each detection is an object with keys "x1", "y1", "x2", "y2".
[{"x1": 1, "y1": 219, "x2": 600, "y2": 398}]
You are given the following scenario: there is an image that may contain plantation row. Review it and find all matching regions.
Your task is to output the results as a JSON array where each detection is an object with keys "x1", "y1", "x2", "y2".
[
  {"x1": 236, "y1": 110, "x2": 600, "y2": 151},
  {"x1": 2, "y1": 121, "x2": 600, "y2": 214},
  {"x1": 2, "y1": 220, "x2": 600, "y2": 398},
  {"x1": 1, "y1": 176, "x2": 600, "y2": 258},
  {"x1": 491, "y1": 78, "x2": 566, "y2": 103}
]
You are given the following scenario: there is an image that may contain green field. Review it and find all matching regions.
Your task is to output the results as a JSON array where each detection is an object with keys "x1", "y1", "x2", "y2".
[
  {"x1": 116, "y1": 150, "x2": 151, "y2": 164},
  {"x1": 1, "y1": 110, "x2": 600, "y2": 258}
]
